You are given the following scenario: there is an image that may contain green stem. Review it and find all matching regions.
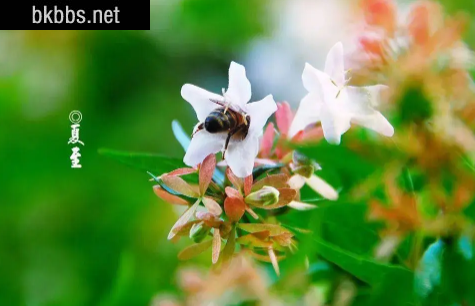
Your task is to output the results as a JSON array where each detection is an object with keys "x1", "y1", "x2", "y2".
[{"x1": 409, "y1": 230, "x2": 424, "y2": 270}]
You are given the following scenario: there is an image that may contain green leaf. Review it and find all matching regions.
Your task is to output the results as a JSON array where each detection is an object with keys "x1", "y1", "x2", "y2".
[
  {"x1": 401, "y1": 166, "x2": 415, "y2": 194},
  {"x1": 463, "y1": 197, "x2": 475, "y2": 222},
  {"x1": 287, "y1": 220, "x2": 414, "y2": 306},
  {"x1": 220, "y1": 225, "x2": 236, "y2": 263},
  {"x1": 415, "y1": 236, "x2": 475, "y2": 305},
  {"x1": 295, "y1": 142, "x2": 382, "y2": 189},
  {"x1": 278, "y1": 202, "x2": 383, "y2": 276},
  {"x1": 99, "y1": 251, "x2": 135, "y2": 306},
  {"x1": 99, "y1": 148, "x2": 185, "y2": 175},
  {"x1": 459, "y1": 153, "x2": 475, "y2": 175},
  {"x1": 310, "y1": 202, "x2": 382, "y2": 257},
  {"x1": 366, "y1": 267, "x2": 415, "y2": 306},
  {"x1": 313, "y1": 238, "x2": 413, "y2": 286},
  {"x1": 397, "y1": 86, "x2": 433, "y2": 125}
]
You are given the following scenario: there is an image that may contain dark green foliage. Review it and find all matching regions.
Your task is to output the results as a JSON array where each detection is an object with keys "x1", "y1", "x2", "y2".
[
  {"x1": 415, "y1": 237, "x2": 475, "y2": 305},
  {"x1": 397, "y1": 86, "x2": 433, "y2": 125},
  {"x1": 99, "y1": 148, "x2": 187, "y2": 175},
  {"x1": 296, "y1": 141, "x2": 382, "y2": 191}
]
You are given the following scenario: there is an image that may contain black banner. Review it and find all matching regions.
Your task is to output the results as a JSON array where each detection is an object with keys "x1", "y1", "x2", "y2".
[{"x1": 0, "y1": 0, "x2": 150, "y2": 30}]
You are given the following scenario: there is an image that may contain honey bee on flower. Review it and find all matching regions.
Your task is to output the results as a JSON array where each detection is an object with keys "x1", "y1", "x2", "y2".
[{"x1": 181, "y1": 62, "x2": 277, "y2": 178}]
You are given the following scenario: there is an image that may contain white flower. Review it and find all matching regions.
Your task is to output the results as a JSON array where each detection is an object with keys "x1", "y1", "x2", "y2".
[
  {"x1": 181, "y1": 62, "x2": 277, "y2": 178},
  {"x1": 288, "y1": 42, "x2": 394, "y2": 144}
]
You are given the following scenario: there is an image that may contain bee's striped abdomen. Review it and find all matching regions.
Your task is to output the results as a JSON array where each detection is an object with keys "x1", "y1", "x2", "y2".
[
  {"x1": 205, "y1": 109, "x2": 234, "y2": 133},
  {"x1": 226, "y1": 110, "x2": 238, "y2": 128}
]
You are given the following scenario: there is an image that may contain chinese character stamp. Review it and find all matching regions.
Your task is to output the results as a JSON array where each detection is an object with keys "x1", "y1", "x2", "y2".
[
  {"x1": 70, "y1": 147, "x2": 82, "y2": 168},
  {"x1": 68, "y1": 111, "x2": 84, "y2": 168}
]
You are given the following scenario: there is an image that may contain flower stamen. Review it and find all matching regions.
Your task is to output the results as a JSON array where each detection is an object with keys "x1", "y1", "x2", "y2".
[
  {"x1": 335, "y1": 76, "x2": 352, "y2": 99},
  {"x1": 221, "y1": 88, "x2": 233, "y2": 114}
]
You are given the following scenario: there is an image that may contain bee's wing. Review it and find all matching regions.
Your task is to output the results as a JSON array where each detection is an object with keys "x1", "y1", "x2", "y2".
[{"x1": 208, "y1": 98, "x2": 243, "y2": 113}]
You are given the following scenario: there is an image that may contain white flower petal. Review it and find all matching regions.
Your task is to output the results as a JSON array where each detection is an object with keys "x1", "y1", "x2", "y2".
[
  {"x1": 255, "y1": 158, "x2": 278, "y2": 166},
  {"x1": 297, "y1": 43, "x2": 394, "y2": 144},
  {"x1": 302, "y1": 63, "x2": 338, "y2": 103},
  {"x1": 225, "y1": 61, "x2": 252, "y2": 107},
  {"x1": 302, "y1": 63, "x2": 323, "y2": 95},
  {"x1": 288, "y1": 201, "x2": 318, "y2": 211},
  {"x1": 333, "y1": 85, "x2": 350, "y2": 111},
  {"x1": 320, "y1": 105, "x2": 351, "y2": 145},
  {"x1": 246, "y1": 94, "x2": 277, "y2": 135},
  {"x1": 225, "y1": 134, "x2": 259, "y2": 178},
  {"x1": 305, "y1": 174, "x2": 339, "y2": 200},
  {"x1": 184, "y1": 130, "x2": 225, "y2": 167},
  {"x1": 345, "y1": 85, "x2": 388, "y2": 113},
  {"x1": 324, "y1": 42, "x2": 345, "y2": 86},
  {"x1": 181, "y1": 84, "x2": 222, "y2": 122},
  {"x1": 216, "y1": 160, "x2": 227, "y2": 167},
  {"x1": 375, "y1": 235, "x2": 401, "y2": 260},
  {"x1": 288, "y1": 174, "x2": 306, "y2": 189},
  {"x1": 345, "y1": 85, "x2": 394, "y2": 137},
  {"x1": 352, "y1": 112, "x2": 395, "y2": 137},
  {"x1": 288, "y1": 93, "x2": 322, "y2": 138}
]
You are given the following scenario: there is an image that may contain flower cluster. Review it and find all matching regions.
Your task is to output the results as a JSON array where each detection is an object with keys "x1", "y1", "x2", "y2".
[
  {"x1": 351, "y1": 0, "x2": 474, "y2": 109},
  {"x1": 150, "y1": 254, "x2": 345, "y2": 306},
  {"x1": 353, "y1": 0, "x2": 473, "y2": 71},
  {"x1": 137, "y1": 2, "x2": 475, "y2": 305},
  {"x1": 150, "y1": 42, "x2": 395, "y2": 274},
  {"x1": 339, "y1": 0, "x2": 475, "y2": 263}
]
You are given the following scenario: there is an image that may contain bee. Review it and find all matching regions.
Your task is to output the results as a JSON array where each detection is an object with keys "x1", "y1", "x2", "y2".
[{"x1": 192, "y1": 98, "x2": 251, "y2": 159}]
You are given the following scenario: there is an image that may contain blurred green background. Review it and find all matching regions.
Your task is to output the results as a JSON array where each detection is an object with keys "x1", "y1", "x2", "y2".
[{"x1": 0, "y1": 0, "x2": 474, "y2": 305}]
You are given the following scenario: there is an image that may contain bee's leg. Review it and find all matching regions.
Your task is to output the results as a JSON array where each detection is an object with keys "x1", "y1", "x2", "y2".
[
  {"x1": 221, "y1": 88, "x2": 232, "y2": 114},
  {"x1": 191, "y1": 123, "x2": 204, "y2": 137},
  {"x1": 222, "y1": 126, "x2": 243, "y2": 160},
  {"x1": 223, "y1": 100, "x2": 234, "y2": 114}
]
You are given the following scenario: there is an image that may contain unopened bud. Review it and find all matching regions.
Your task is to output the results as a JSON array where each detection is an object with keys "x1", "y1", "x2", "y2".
[
  {"x1": 292, "y1": 151, "x2": 320, "y2": 172},
  {"x1": 292, "y1": 151, "x2": 311, "y2": 166},
  {"x1": 292, "y1": 165, "x2": 314, "y2": 178},
  {"x1": 245, "y1": 186, "x2": 280, "y2": 206},
  {"x1": 189, "y1": 222, "x2": 210, "y2": 243}
]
